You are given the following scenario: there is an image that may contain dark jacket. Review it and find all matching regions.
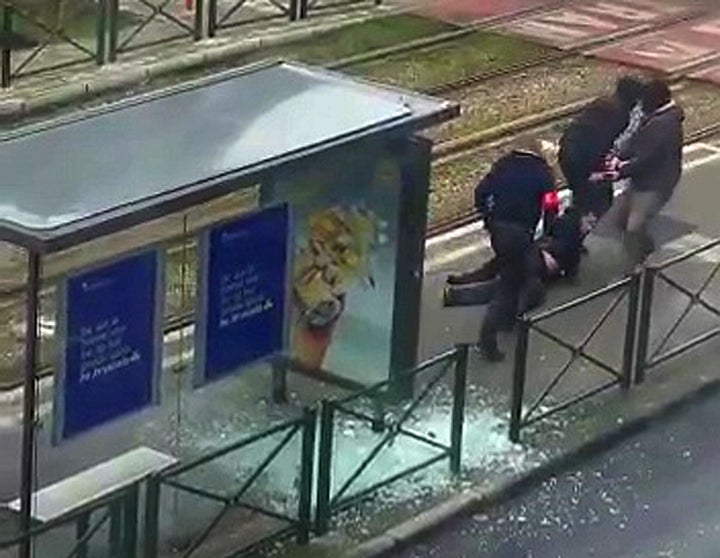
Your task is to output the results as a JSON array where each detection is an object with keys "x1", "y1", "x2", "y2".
[
  {"x1": 558, "y1": 96, "x2": 631, "y2": 186},
  {"x1": 618, "y1": 102, "x2": 684, "y2": 199},
  {"x1": 474, "y1": 150, "x2": 555, "y2": 232},
  {"x1": 539, "y1": 207, "x2": 583, "y2": 278}
]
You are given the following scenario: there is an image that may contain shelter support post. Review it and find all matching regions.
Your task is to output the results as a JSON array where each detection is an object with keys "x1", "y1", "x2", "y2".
[
  {"x1": 389, "y1": 136, "x2": 432, "y2": 401},
  {"x1": 19, "y1": 250, "x2": 40, "y2": 558}
]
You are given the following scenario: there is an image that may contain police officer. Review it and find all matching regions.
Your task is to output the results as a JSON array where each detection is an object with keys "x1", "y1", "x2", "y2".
[{"x1": 474, "y1": 136, "x2": 556, "y2": 362}]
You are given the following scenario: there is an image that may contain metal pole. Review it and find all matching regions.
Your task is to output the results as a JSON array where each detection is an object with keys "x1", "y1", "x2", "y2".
[
  {"x1": 621, "y1": 273, "x2": 641, "y2": 389},
  {"x1": 635, "y1": 269, "x2": 656, "y2": 385},
  {"x1": 271, "y1": 359, "x2": 288, "y2": 403},
  {"x1": 194, "y1": 0, "x2": 204, "y2": 41},
  {"x1": 109, "y1": 499, "x2": 123, "y2": 557},
  {"x1": 108, "y1": 0, "x2": 119, "y2": 62},
  {"x1": 207, "y1": 0, "x2": 217, "y2": 37},
  {"x1": 123, "y1": 484, "x2": 140, "y2": 557},
  {"x1": 296, "y1": 408, "x2": 316, "y2": 545},
  {"x1": 143, "y1": 475, "x2": 161, "y2": 558},
  {"x1": 314, "y1": 400, "x2": 334, "y2": 535},
  {"x1": 19, "y1": 251, "x2": 40, "y2": 558},
  {"x1": 75, "y1": 513, "x2": 90, "y2": 558},
  {"x1": 2, "y1": 5, "x2": 13, "y2": 89},
  {"x1": 449, "y1": 345, "x2": 468, "y2": 475},
  {"x1": 95, "y1": 0, "x2": 108, "y2": 65},
  {"x1": 509, "y1": 318, "x2": 530, "y2": 443}
]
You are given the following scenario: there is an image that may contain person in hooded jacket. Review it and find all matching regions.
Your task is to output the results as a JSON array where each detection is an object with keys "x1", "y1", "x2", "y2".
[
  {"x1": 558, "y1": 76, "x2": 647, "y2": 224},
  {"x1": 471, "y1": 136, "x2": 556, "y2": 362},
  {"x1": 596, "y1": 78, "x2": 685, "y2": 267}
]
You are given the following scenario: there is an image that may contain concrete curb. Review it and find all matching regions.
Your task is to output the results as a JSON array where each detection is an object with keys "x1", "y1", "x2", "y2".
[
  {"x1": 0, "y1": 7, "x2": 399, "y2": 121},
  {"x1": 340, "y1": 373, "x2": 720, "y2": 558}
]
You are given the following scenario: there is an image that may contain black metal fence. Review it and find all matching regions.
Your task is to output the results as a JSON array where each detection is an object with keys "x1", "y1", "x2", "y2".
[
  {"x1": 635, "y1": 237, "x2": 720, "y2": 383},
  {"x1": 510, "y1": 274, "x2": 641, "y2": 442},
  {"x1": 109, "y1": 0, "x2": 203, "y2": 60},
  {"x1": 0, "y1": 480, "x2": 143, "y2": 558},
  {"x1": 0, "y1": 0, "x2": 107, "y2": 87},
  {"x1": 143, "y1": 409, "x2": 316, "y2": 558},
  {"x1": 0, "y1": 0, "x2": 382, "y2": 88},
  {"x1": 314, "y1": 344, "x2": 469, "y2": 534}
]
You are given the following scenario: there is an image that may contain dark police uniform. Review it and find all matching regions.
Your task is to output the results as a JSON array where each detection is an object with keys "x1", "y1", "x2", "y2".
[{"x1": 474, "y1": 148, "x2": 555, "y2": 361}]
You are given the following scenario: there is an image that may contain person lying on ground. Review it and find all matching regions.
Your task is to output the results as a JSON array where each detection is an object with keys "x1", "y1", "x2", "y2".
[{"x1": 444, "y1": 206, "x2": 585, "y2": 312}]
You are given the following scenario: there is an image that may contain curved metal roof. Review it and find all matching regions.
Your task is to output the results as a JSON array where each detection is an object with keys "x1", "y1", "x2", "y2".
[{"x1": 0, "y1": 60, "x2": 458, "y2": 252}]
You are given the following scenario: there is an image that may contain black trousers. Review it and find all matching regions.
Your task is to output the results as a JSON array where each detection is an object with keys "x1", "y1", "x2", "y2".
[
  {"x1": 558, "y1": 149, "x2": 613, "y2": 220},
  {"x1": 480, "y1": 222, "x2": 533, "y2": 353}
]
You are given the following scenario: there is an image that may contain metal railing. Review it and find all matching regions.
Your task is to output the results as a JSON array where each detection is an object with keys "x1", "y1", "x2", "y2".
[
  {"x1": 314, "y1": 344, "x2": 469, "y2": 534},
  {"x1": 0, "y1": 0, "x2": 107, "y2": 88},
  {"x1": 143, "y1": 409, "x2": 316, "y2": 558},
  {"x1": 207, "y1": 0, "x2": 298, "y2": 37},
  {"x1": 108, "y1": 0, "x2": 202, "y2": 60},
  {"x1": 635, "y1": 238, "x2": 720, "y2": 383},
  {"x1": 509, "y1": 274, "x2": 641, "y2": 442},
  {"x1": 299, "y1": 0, "x2": 380, "y2": 19},
  {"x1": 0, "y1": 480, "x2": 142, "y2": 558}
]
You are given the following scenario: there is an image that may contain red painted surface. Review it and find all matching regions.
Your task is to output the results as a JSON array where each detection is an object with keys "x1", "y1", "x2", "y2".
[
  {"x1": 498, "y1": 0, "x2": 689, "y2": 48},
  {"x1": 591, "y1": 15, "x2": 720, "y2": 73},
  {"x1": 408, "y1": 0, "x2": 552, "y2": 26}
]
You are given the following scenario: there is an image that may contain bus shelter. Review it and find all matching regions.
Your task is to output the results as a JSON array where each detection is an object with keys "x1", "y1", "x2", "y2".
[{"x1": 0, "y1": 60, "x2": 457, "y2": 557}]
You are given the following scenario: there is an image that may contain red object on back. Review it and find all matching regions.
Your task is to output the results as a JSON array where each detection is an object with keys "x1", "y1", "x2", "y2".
[
  {"x1": 186, "y1": 0, "x2": 193, "y2": 10},
  {"x1": 542, "y1": 190, "x2": 560, "y2": 213}
]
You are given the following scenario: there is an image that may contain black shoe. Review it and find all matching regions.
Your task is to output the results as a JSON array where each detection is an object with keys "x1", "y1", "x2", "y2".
[
  {"x1": 478, "y1": 345, "x2": 506, "y2": 362},
  {"x1": 447, "y1": 266, "x2": 497, "y2": 286}
]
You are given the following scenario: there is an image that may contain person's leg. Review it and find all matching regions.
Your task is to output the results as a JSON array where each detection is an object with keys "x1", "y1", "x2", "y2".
[
  {"x1": 447, "y1": 256, "x2": 499, "y2": 285},
  {"x1": 479, "y1": 223, "x2": 529, "y2": 361},
  {"x1": 594, "y1": 189, "x2": 632, "y2": 238},
  {"x1": 518, "y1": 245, "x2": 546, "y2": 315},
  {"x1": 624, "y1": 190, "x2": 665, "y2": 266}
]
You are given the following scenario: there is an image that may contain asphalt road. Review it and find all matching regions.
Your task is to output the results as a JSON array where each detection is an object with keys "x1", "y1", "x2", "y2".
[{"x1": 398, "y1": 387, "x2": 720, "y2": 558}]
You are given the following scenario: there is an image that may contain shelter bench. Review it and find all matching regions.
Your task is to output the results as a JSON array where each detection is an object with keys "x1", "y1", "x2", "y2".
[{"x1": 3, "y1": 446, "x2": 177, "y2": 558}]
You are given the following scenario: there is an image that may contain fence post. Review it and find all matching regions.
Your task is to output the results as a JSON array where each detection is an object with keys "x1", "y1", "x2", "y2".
[
  {"x1": 2, "y1": 4, "x2": 13, "y2": 89},
  {"x1": 298, "y1": 0, "x2": 308, "y2": 20},
  {"x1": 621, "y1": 273, "x2": 641, "y2": 389},
  {"x1": 271, "y1": 358, "x2": 288, "y2": 403},
  {"x1": 510, "y1": 318, "x2": 530, "y2": 443},
  {"x1": 123, "y1": 484, "x2": 140, "y2": 557},
  {"x1": 635, "y1": 268, "x2": 656, "y2": 385},
  {"x1": 194, "y1": 0, "x2": 204, "y2": 41},
  {"x1": 207, "y1": 0, "x2": 217, "y2": 37},
  {"x1": 296, "y1": 407, "x2": 316, "y2": 544},
  {"x1": 315, "y1": 400, "x2": 334, "y2": 535},
  {"x1": 76, "y1": 512, "x2": 90, "y2": 558},
  {"x1": 109, "y1": 498, "x2": 123, "y2": 556},
  {"x1": 95, "y1": 0, "x2": 108, "y2": 65},
  {"x1": 143, "y1": 475, "x2": 161, "y2": 558},
  {"x1": 449, "y1": 344, "x2": 468, "y2": 475},
  {"x1": 107, "y1": 0, "x2": 119, "y2": 62}
]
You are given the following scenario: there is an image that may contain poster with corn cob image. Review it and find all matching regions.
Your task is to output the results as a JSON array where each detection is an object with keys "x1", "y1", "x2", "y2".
[
  {"x1": 270, "y1": 145, "x2": 401, "y2": 382},
  {"x1": 292, "y1": 205, "x2": 388, "y2": 370}
]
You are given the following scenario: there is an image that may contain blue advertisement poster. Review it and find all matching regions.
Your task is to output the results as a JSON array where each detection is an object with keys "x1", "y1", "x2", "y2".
[
  {"x1": 54, "y1": 251, "x2": 163, "y2": 443},
  {"x1": 195, "y1": 204, "x2": 290, "y2": 385}
]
